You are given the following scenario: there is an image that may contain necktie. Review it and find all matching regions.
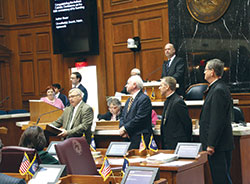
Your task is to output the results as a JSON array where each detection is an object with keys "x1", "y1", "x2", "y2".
[
  {"x1": 166, "y1": 60, "x2": 170, "y2": 73},
  {"x1": 66, "y1": 107, "x2": 75, "y2": 130},
  {"x1": 127, "y1": 97, "x2": 134, "y2": 112}
]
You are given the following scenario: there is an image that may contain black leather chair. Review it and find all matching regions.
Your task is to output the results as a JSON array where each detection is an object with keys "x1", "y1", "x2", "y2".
[
  {"x1": 0, "y1": 146, "x2": 41, "y2": 173},
  {"x1": 185, "y1": 83, "x2": 209, "y2": 100},
  {"x1": 233, "y1": 106, "x2": 245, "y2": 123},
  {"x1": 55, "y1": 137, "x2": 98, "y2": 175}
]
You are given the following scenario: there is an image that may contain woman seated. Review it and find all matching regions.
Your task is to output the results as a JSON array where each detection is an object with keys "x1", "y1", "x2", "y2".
[
  {"x1": 40, "y1": 86, "x2": 64, "y2": 109},
  {"x1": 97, "y1": 97, "x2": 122, "y2": 121},
  {"x1": 19, "y1": 126, "x2": 59, "y2": 164}
]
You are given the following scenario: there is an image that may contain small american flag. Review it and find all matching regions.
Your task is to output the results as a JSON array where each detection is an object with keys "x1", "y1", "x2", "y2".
[
  {"x1": 99, "y1": 156, "x2": 112, "y2": 181},
  {"x1": 19, "y1": 152, "x2": 30, "y2": 175}
]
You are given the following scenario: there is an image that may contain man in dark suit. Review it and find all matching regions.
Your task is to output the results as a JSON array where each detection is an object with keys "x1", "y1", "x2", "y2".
[
  {"x1": 119, "y1": 75, "x2": 153, "y2": 149},
  {"x1": 70, "y1": 72, "x2": 88, "y2": 103},
  {"x1": 161, "y1": 43, "x2": 187, "y2": 96},
  {"x1": 159, "y1": 76, "x2": 192, "y2": 149},
  {"x1": 0, "y1": 139, "x2": 26, "y2": 184},
  {"x1": 50, "y1": 88, "x2": 93, "y2": 144},
  {"x1": 52, "y1": 83, "x2": 69, "y2": 107},
  {"x1": 199, "y1": 59, "x2": 234, "y2": 184}
]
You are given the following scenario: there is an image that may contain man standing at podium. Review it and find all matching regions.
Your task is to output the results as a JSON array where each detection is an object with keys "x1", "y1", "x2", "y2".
[
  {"x1": 161, "y1": 43, "x2": 186, "y2": 96},
  {"x1": 119, "y1": 75, "x2": 153, "y2": 149},
  {"x1": 50, "y1": 88, "x2": 93, "y2": 144},
  {"x1": 199, "y1": 59, "x2": 234, "y2": 184}
]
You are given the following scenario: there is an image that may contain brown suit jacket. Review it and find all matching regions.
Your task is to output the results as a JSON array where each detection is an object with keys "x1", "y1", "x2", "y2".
[{"x1": 51, "y1": 102, "x2": 93, "y2": 144}]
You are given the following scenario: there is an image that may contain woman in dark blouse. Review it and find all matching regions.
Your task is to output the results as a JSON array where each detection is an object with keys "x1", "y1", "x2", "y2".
[
  {"x1": 19, "y1": 126, "x2": 59, "y2": 164},
  {"x1": 97, "y1": 97, "x2": 122, "y2": 121}
]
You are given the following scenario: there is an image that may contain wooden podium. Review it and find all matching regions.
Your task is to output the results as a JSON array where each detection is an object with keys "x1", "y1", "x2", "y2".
[{"x1": 22, "y1": 100, "x2": 63, "y2": 131}]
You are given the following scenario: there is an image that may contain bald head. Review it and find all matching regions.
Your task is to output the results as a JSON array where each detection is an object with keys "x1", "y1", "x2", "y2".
[{"x1": 164, "y1": 43, "x2": 176, "y2": 59}]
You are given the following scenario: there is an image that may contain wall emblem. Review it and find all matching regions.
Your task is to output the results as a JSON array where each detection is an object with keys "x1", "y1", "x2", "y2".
[{"x1": 186, "y1": 0, "x2": 231, "y2": 23}]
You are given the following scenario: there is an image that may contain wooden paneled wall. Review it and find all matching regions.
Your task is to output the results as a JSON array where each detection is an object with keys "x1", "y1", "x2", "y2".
[
  {"x1": 0, "y1": 0, "x2": 169, "y2": 114},
  {"x1": 103, "y1": 0, "x2": 169, "y2": 95}
]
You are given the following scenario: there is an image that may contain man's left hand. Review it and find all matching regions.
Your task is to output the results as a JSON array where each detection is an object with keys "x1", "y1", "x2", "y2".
[
  {"x1": 207, "y1": 146, "x2": 215, "y2": 155},
  {"x1": 58, "y1": 128, "x2": 68, "y2": 137}
]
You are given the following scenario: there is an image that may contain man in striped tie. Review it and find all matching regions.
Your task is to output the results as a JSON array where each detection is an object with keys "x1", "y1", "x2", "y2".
[{"x1": 119, "y1": 75, "x2": 153, "y2": 150}]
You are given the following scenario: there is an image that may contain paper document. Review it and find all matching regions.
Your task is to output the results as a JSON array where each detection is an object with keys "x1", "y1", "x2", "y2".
[{"x1": 146, "y1": 153, "x2": 178, "y2": 163}]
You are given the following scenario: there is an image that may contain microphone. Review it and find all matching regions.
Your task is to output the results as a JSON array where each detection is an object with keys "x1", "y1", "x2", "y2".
[
  {"x1": 0, "y1": 96, "x2": 9, "y2": 105},
  {"x1": 36, "y1": 109, "x2": 62, "y2": 125},
  {"x1": 145, "y1": 66, "x2": 162, "y2": 81}
]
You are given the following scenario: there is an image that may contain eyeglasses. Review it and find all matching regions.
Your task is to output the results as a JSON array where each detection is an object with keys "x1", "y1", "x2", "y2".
[
  {"x1": 68, "y1": 94, "x2": 80, "y2": 99},
  {"x1": 109, "y1": 106, "x2": 118, "y2": 110}
]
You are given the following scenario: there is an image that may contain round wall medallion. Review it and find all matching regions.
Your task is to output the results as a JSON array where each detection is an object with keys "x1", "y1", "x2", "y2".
[{"x1": 186, "y1": 0, "x2": 231, "y2": 23}]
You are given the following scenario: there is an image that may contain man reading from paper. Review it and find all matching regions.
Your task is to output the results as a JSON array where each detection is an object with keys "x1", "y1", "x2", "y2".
[
  {"x1": 119, "y1": 75, "x2": 153, "y2": 150},
  {"x1": 50, "y1": 88, "x2": 93, "y2": 144}
]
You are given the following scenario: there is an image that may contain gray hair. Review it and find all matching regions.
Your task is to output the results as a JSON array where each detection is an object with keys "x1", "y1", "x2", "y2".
[
  {"x1": 128, "y1": 75, "x2": 144, "y2": 89},
  {"x1": 69, "y1": 88, "x2": 83, "y2": 98},
  {"x1": 107, "y1": 97, "x2": 121, "y2": 108},
  {"x1": 131, "y1": 68, "x2": 141, "y2": 75},
  {"x1": 206, "y1": 59, "x2": 224, "y2": 77},
  {"x1": 161, "y1": 76, "x2": 176, "y2": 91}
]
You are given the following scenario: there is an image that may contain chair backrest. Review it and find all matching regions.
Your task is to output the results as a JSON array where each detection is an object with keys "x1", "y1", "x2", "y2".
[
  {"x1": 7, "y1": 109, "x2": 28, "y2": 114},
  {"x1": 55, "y1": 137, "x2": 98, "y2": 175},
  {"x1": 233, "y1": 106, "x2": 245, "y2": 123},
  {"x1": 185, "y1": 83, "x2": 209, "y2": 100},
  {"x1": 0, "y1": 146, "x2": 40, "y2": 173},
  {"x1": 0, "y1": 110, "x2": 7, "y2": 115}
]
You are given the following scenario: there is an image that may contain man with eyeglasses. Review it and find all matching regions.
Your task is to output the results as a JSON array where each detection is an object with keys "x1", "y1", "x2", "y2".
[
  {"x1": 199, "y1": 59, "x2": 234, "y2": 184},
  {"x1": 50, "y1": 88, "x2": 93, "y2": 144},
  {"x1": 0, "y1": 139, "x2": 26, "y2": 184}
]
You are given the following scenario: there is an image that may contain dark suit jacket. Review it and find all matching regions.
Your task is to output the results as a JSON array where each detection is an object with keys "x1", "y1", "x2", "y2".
[
  {"x1": 58, "y1": 93, "x2": 69, "y2": 107},
  {"x1": 97, "y1": 109, "x2": 123, "y2": 121},
  {"x1": 78, "y1": 84, "x2": 88, "y2": 103},
  {"x1": 161, "y1": 92, "x2": 192, "y2": 149},
  {"x1": 119, "y1": 90, "x2": 153, "y2": 149},
  {"x1": 161, "y1": 56, "x2": 186, "y2": 96},
  {"x1": 199, "y1": 79, "x2": 234, "y2": 151},
  {"x1": 0, "y1": 173, "x2": 26, "y2": 184},
  {"x1": 51, "y1": 102, "x2": 93, "y2": 144}
]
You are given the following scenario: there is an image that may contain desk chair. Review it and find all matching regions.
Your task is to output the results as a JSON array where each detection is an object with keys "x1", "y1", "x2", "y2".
[
  {"x1": 0, "y1": 146, "x2": 40, "y2": 173},
  {"x1": 55, "y1": 137, "x2": 98, "y2": 175},
  {"x1": 233, "y1": 106, "x2": 245, "y2": 123},
  {"x1": 185, "y1": 83, "x2": 209, "y2": 100}
]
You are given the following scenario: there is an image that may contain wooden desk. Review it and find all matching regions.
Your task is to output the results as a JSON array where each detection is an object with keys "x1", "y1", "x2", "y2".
[
  {"x1": 60, "y1": 175, "x2": 167, "y2": 184},
  {"x1": 0, "y1": 126, "x2": 7, "y2": 134},
  {"x1": 0, "y1": 113, "x2": 30, "y2": 146},
  {"x1": 94, "y1": 149, "x2": 207, "y2": 184}
]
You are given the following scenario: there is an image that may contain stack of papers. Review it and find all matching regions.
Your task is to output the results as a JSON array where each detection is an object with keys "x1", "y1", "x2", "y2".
[{"x1": 146, "y1": 153, "x2": 178, "y2": 164}]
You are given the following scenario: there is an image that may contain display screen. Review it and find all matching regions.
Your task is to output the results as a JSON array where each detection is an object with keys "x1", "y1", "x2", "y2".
[
  {"x1": 124, "y1": 170, "x2": 154, "y2": 184},
  {"x1": 50, "y1": 0, "x2": 99, "y2": 55}
]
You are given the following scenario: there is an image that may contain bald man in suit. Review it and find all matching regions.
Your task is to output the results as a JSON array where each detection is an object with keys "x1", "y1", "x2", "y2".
[
  {"x1": 119, "y1": 75, "x2": 153, "y2": 149},
  {"x1": 51, "y1": 88, "x2": 93, "y2": 144},
  {"x1": 161, "y1": 43, "x2": 187, "y2": 96}
]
